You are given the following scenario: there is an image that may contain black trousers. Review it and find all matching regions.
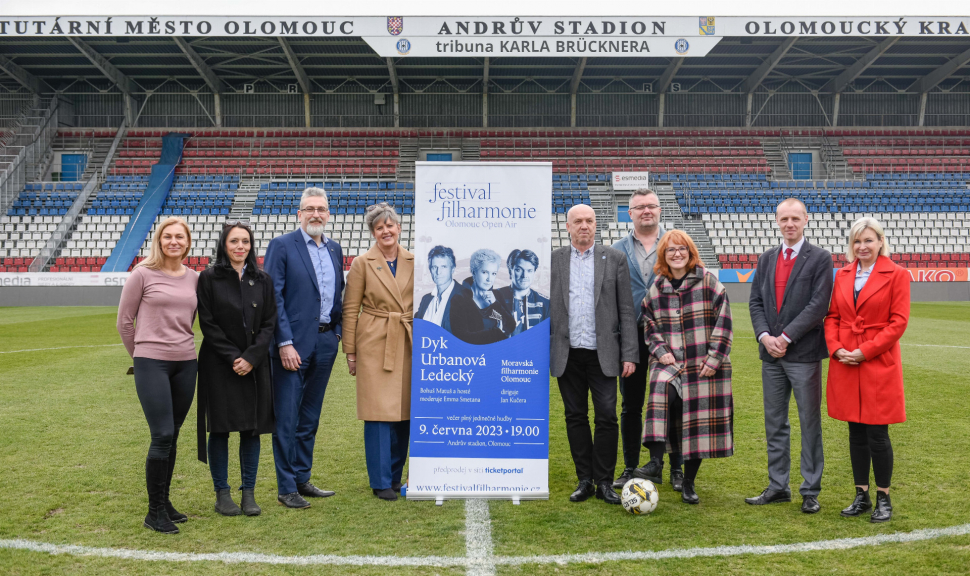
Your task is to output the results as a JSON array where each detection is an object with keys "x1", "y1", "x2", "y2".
[
  {"x1": 557, "y1": 347, "x2": 618, "y2": 484},
  {"x1": 620, "y1": 333, "x2": 683, "y2": 470},
  {"x1": 848, "y1": 422, "x2": 893, "y2": 489},
  {"x1": 133, "y1": 357, "x2": 197, "y2": 460}
]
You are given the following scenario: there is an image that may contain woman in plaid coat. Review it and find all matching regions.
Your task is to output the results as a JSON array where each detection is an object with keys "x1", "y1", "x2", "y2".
[{"x1": 634, "y1": 229, "x2": 734, "y2": 504}]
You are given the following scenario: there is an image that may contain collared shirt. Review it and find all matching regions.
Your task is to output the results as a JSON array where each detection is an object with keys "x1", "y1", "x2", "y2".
[
  {"x1": 278, "y1": 229, "x2": 337, "y2": 348},
  {"x1": 855, "y1": 260, "x2": 875, "y2": 296},
  {"x1": 757, "y1": 237, "x2": 805, "y2": 345},
  {"x1": 423, "y1": 281, "x2": 455, "y2": 326},
  {"x1": 780, "y1": 236, "x2": 806, "y2": 260},
  {"x1": 299, "y1": 227, "x2": 335, "y2": 324},
  {"x1": 632, "y1": 227, "x2": 662, "y2": 290},
  {"x1": 568, "y1": 245, "x2": 597, "y2": 349}
]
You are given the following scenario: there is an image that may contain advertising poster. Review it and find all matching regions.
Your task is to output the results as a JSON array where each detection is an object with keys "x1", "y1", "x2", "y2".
[{"x1": 408, "y1": 161, "x2": 552, "y2": 500}]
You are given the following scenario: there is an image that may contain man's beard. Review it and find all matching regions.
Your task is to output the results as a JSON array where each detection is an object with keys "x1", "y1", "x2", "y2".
[{"x1": 306, "y1": 222, "x2": 325, "y2": 236}]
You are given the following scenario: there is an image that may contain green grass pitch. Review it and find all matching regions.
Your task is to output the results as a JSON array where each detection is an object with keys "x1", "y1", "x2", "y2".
[{"x1": 0, "y1": 303, "x2": 969, "y2": 575}]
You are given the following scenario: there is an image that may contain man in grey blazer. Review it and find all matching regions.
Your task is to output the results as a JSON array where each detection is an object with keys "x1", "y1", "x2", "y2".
[
  {"x1": 746, "y1": 198, "x2": 834, "y2": 514},
  {"x1": 550, "y1": 204, "x2": 639, "y2": 505}
]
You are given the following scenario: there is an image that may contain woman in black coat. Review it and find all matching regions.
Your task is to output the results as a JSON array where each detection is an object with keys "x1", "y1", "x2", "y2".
[{"x1": 196, "y1": 221, "x2": 276, "y2": 517}]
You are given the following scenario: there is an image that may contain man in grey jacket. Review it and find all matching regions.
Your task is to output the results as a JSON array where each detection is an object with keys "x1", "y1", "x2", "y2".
[
  {"x1": 610, "y1": 189, "x2": 684, "y2": 491},
  {"x1": 550, "y1": 204, "x2": 639, "y2": 505},
  {"x1": 746, "y1": 198, "x2": 834, "y2": 514}
]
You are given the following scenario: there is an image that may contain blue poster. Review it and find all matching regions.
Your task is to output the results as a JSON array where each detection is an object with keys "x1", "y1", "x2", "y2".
[{"x1": 408, "y1": 162, "x2": 552, "y2": 500}]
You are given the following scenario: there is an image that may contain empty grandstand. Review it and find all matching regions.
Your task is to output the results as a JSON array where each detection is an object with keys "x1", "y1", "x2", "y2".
[{"x1": 2, "y1": 31, "x2": 970, "y2": 285}]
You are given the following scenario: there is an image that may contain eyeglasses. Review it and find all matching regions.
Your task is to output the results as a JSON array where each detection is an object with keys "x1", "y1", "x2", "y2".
[
  {"x1": 366, "y1": 202, "x2": 391, "y2": 213},
  {"x1": 665, "y1": 247, "x2": 689, "y2": 256},
  {"x1": 630, "y1": 204, "x2": 660, "y2": 212},
  {"x1": 223, "y1": 219, "x2": 251, "y2": 228},
  {"x1": 300, "y1": 206, "x2": 330, "y2": 214}
]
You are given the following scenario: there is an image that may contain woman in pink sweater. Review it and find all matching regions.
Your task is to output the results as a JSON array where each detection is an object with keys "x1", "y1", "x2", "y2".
[{"x1": 117, "y1": 216, "x2": 199, "y2": 535}]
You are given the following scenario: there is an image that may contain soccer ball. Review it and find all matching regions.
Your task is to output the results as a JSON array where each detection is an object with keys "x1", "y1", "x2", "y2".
[{"x1": 621, "y1": 478, "x2": 659, "y2": 515}]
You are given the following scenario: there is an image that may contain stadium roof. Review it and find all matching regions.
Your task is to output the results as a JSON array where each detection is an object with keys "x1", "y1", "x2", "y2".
[{"x1": 2, "y1": 36, "x2": 970, "y2": 95}]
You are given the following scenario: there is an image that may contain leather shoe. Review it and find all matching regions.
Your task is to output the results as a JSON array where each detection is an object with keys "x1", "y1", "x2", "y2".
[
  {"x1": 373, "y1": 488, "x2": 398, "y2": 501},
  {"x1": 297, "y1": 482, "x2": 335, "y2": 498},
  {"x1": 277, "y1": 492, "x2": 311, "y2": 509},
  {"x1": 595, "y1": 482, "x2": 621, "y2": 505},
  {"x1": 670, "y1": 469, "x2": 684, "y2": 493},
  {"x1": 631, "y1": 458, "x2": 663, "y2": 484},
  {"x1": 745, "y1": 488, "x2": 792, "y2": 505},
  {"x1": 870, "y1": 491, "x2": 892, "y2": 523},
  {"x1": 840, "y1": 487, "x2": 872, "y2": 517},
  {"x1": 681, "y1": 478, "x2": 699, "y2": 504},
  {"x1": 569, "y1": 479, "x2": 596, "y2": 502},
  {"x1": 801, "y1": 495, "x2": 821, "y2": 514},
  {"x1": 612, "y1": 467, "x2": 634, "y2": 490},
  {"x1": 392, "y1": 481, "x2": 403, "y2": 493}
]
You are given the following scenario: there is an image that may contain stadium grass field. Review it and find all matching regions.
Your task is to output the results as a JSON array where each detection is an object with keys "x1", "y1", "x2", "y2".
[{"x1": 1, "y1": 303, "x2": 969, "y2": 575}]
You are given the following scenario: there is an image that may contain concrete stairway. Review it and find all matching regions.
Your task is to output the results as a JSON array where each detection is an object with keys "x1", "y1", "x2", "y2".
[
  {"x1": 588, "y1": 189, "x2": 615, "y2": 243},
  {"x1": 655, "y1": 185, "x2": 718, "y2": 267},
  {"x1": 397, "y1": 138, "x2": 417, "y2": 180},
  {"x1": 762, "y1": 137, "x2": 792, "y2": 180}
]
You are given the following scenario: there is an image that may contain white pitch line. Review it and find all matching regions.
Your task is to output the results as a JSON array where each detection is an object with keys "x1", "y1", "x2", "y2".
[
  {"x1": 494, "y1": 522, "x2": 970, "y2": 565},
  {"x1": 0, "y1": 538, "x2": 467, "y2": 568},
  {"x1": 0, "y1": 340, "x2": 203, "y2": 355},
  {"x1": 0, "y1": 343, "x2": 124, "y2": 354},
  {"x1": 464, "y1": 499, "x2": 496, "y2": 576},
  {"x1": 901, "y1": 343, "x2": 970, "y2": 349},
  {"x1": 0, "y1": 522, "x2": 968, "y2": 568}
]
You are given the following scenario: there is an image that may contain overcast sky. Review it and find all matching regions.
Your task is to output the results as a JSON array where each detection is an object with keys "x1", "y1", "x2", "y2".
[{"x1": 1, "y1": 0, "x2": 967, "y2": 17}]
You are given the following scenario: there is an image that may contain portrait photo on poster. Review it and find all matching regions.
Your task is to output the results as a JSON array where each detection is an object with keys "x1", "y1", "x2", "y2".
[{"x1": 415, "y1": 244, "x2": 550, "y2": 345}]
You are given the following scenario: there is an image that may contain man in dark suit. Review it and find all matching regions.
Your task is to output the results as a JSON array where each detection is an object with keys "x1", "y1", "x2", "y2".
[
  {"x1": 495, "y1": 248, "x2": 551, "y2": 335},
  {"x1": 415, "y1": 245, "x2": 467, "y2": 333},
  {"x1": 746, "y1": 198, "x2": 834, "y2": 514},
  {"x1": 264, "y1": 187, "x2": 344, "y2": 509},
  {"x1": 550, "y1": 204, "x2": 638, "y2": 505}
]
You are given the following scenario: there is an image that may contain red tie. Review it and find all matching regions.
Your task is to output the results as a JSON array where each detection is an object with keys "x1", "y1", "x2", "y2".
[{"x1": 785, "y1": 247, "x2": 793, "y2": 261}]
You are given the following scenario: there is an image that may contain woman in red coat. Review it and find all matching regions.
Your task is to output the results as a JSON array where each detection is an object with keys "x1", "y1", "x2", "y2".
[{"x1": 825, "y1": 217, "x2": 910, "y2": 524}]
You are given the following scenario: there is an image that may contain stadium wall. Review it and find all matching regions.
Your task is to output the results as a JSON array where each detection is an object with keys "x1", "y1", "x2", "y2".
[
  {"x1": 20, "y1": 87, "x2": 970, "y2": 129},
  {"x1": 1, "y1": 284, "x2": 967, "y2": 307}
]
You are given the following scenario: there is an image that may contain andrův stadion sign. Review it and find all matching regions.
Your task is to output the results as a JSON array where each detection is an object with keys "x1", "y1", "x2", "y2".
[{"x1": 3, "y1": 16, "x2": 970, "y2": 57}]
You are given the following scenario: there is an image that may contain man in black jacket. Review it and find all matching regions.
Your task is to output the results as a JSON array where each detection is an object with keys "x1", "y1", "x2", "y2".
[{"x1": 745, "y1": 198, "x2": 834, "y2": 514}]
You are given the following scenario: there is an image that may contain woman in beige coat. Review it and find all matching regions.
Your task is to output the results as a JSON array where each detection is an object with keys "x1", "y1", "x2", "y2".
[{"x1": 342, "y1": 203, "x2": 414, "y2": 501}]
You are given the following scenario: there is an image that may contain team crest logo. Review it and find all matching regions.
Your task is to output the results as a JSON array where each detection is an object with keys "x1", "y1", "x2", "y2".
[
  {"x1": 699, "y1": 17, "x2": 715, "y2": 35},
  {"x1": 674, "y1": 38, "x2": 690, "y2": 55},
  {"x1": 396, "y1": 38, "x2": 411, "y2": 55},
  {"x1": 387, "y1": 16, "x2": 404, "y2": 36}
]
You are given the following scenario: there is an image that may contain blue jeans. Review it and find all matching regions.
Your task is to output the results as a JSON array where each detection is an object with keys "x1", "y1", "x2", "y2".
[
  {"x1": 364, "y1": 421, "x2": 410, "y2": 490},
  {"x1": 208, "y1": 432, "x2": 261, "y2": 491}
]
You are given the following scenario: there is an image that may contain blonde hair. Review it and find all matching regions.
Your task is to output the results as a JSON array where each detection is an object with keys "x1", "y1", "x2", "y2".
[
  {"x1": 136, "y1": 216, "x2": 192, "y2": 270},
  {"x1": 846, "y1": 217, "x2": 891, "y2": 263}
]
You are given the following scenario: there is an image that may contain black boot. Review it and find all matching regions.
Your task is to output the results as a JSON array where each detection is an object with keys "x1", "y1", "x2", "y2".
[
  {"x1": 631, "y1": 458, "x2": 663, "y2": 484},
  {"x1": 164, "y1": 449, "x2": 187, "y2": 523},
  {"x1": 144, "y1": 458, "x2": 179, "y2": 534},
  {"x1": 870, "y1": 491, "x2": 893, "y2": 523},
  {"x1": 840, "y1": 487, "x2": 872, "y2": 517},
  {"x1": 215, "y1": 489, "x2": 243, "y2": 516},
  {"x1": 681, "y1": 478, "x2": 699, "y2": 505},
  {"x1": 240, "y1": 489, "x2": 261, "y2": 516}
]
